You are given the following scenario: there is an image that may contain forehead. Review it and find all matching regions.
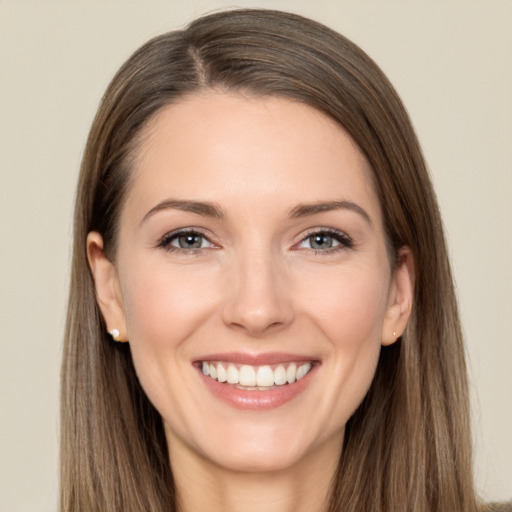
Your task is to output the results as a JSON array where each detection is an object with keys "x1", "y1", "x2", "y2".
[{"x1": 124, "y1": 91, "x2": 381, "y2": 222}]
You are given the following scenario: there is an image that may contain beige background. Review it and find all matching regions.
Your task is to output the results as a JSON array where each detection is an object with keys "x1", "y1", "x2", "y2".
[{"x1": 0, "y1": 1, "x2": 510, "y2": 510}]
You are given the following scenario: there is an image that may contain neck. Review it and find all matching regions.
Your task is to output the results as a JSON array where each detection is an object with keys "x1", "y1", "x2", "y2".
[{"x1": 169, "y1": 434, "x2": 342, "y2": 512}]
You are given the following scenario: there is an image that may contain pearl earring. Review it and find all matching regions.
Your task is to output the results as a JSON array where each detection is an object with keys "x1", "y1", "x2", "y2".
[{"x1": 109, "y1": 328, "x2": 120, "y2": 341}]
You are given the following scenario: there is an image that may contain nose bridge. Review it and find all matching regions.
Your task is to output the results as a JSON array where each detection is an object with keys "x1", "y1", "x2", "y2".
[{"x1": 222, "y1": 242, "x2": 293, "y2": 335}]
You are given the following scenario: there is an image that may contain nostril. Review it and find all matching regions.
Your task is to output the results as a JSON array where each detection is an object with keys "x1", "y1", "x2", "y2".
[{"x1": 227, "y1": 317, "x2": 288, "y2": 336}]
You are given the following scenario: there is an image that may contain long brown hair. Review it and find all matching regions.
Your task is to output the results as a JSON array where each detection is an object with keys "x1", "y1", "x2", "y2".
[{"x1": 61, "y1": 9, "x2": 479, "y2": 511}]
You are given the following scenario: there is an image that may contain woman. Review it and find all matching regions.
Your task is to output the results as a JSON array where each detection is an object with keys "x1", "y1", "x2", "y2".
[{"x1": 61, "y1": 8, "x2": 506, "y2": 512}]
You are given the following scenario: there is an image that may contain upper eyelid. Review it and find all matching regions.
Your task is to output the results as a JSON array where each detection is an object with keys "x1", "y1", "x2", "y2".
[
  {"x1": 161, "y1": 227, "x2": 213, "y2": 239},
  {"x1": 301, "y1": 226, "x2": 347, "y2": 235},
  {"x1": 296, "y1": 227, "x2": 351, "y2": 241}
]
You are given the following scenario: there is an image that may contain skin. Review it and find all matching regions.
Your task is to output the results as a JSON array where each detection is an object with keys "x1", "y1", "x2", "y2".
[{"x1": 88, "y1": 92, "x2": 414, "y2": 512}]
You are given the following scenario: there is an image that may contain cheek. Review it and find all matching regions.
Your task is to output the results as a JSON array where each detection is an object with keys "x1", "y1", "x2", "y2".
[
  {"x1": 302, "y1": 265, "x2": 390, "y2": 347},
  {"x1": 299, "y1": 268, "x2": 390, "y2": 421},
  {"x1": 118, "y1": 260, "x2": 218, "y2": 393},
  {"x1": 121, "y1": 258, "x2": 216, "y2": 341}
]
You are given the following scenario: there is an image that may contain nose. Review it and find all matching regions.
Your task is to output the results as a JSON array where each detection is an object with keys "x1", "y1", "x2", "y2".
[{"x1": 221, "y1": 251, "x2": 295, "y2": 336}]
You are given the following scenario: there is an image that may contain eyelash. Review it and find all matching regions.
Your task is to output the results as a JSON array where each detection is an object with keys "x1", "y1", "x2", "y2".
[
  {"x1": 295, "y1": 228, "x2": 353, "y2": 254},
  {"x1": 157, "y1": 229, "x2": 215, "y2": 255},
  {"x1": 157, "y1": 228, "x2": 353, "y2": 254}
]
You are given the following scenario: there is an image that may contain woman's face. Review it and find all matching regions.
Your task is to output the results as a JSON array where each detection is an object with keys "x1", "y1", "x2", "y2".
[{"x1": 89, "y1": 92, "x2": 413, "y2": 474}]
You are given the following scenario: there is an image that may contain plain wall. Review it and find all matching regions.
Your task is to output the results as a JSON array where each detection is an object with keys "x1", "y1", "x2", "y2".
[{"x1": 0, "y1": 1, "x2": 510, "y2": 510}]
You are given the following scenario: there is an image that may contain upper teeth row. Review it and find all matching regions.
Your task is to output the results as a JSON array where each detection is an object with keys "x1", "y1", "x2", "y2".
[{"x1": 202, "y1": 361, "x2": 312, "y2": 387}]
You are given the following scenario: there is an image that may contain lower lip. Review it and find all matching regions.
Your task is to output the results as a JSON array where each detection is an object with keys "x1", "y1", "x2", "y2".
[{"x1": 198, "y1": 364, "x2": 317, "y2": 411}]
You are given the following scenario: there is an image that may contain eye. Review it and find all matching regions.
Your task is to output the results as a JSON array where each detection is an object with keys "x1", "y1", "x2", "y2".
[
  {"x1": 158, "y1": 230, "x2": 215, "y2": 252},
  {"x1": 297, "y1": 229, "x2": 352, "y2": 251}
]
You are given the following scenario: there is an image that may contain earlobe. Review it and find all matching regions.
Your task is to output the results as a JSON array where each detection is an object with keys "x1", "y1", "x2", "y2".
[
  {"x1": 87, "y1": 232, "x2": 128, "y2": 342},
  {"x1": 381, "y1": 247, "x2": 415, "y2": 346}
]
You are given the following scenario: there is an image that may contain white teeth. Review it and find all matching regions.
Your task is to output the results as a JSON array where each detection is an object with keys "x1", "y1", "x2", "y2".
[
  {"x1": 201, "y1": 360, "x2": 313, "y2": 388},
  {"x1": 296, "y1": 362, "x2": 312, "y2": 380},
  {"x1": 286, "y1": 363, "x2": 297, "y2": 384},
  {"x1": 274, "y1": 365, "x2": 287, "y2": 385},
  {"x1": 256, "y1": 365, "x2": 274, "y2": 387},
  {"x1": 227, "y1": 364, "x2": 238, "y2": 384},
  {"x1": 217, "y1": 363, "x2": 227, "y2": 383},
  {"x1": 239, "y1": 365, "x2": 256, "y2": 386}
]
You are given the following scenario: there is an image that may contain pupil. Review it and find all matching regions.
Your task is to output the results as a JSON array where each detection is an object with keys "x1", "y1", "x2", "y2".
[
  {"x1": 311, "y1": 234, "x2": 332, "y2": 249},
  {"x1": 179, "y1": 234, "x2": 202, "y2": 249}
]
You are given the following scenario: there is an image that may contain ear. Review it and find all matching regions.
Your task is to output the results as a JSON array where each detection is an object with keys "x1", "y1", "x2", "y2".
[
  {"x1": 381, "y1": 246, "x2": 414, "y2": 346},
  {"x1": 87, "y1": 232, "x2": 128, "y2": 342}
]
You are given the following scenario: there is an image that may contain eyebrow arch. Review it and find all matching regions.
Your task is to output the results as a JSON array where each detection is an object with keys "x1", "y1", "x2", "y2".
[
  {"x1": 140, "y1": 199, "x2": 225, "y2": 225},
  {"x1": 289, "y1": 200, "x2": 373, "y2": 226}
]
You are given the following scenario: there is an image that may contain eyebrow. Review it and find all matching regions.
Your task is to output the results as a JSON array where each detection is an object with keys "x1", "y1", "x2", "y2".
[
  {"x1": 289, "y1": 200, "x2": 373, "y2": 226},
  {"x1": 140, "y1": 198, "x2": 372, "y2": 227},
  {"x1": 140, "y1": 199, "x2": 225, "y2": 225}
]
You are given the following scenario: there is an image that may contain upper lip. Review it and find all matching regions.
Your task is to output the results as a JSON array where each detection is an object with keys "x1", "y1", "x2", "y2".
[{"x1": 194, "y1": 352, "x2": 318, "y2": 366}]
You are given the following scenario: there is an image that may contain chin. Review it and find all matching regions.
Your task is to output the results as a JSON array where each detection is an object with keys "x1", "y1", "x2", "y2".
[
  {"x1": 202, "y1": 439, "x2": 313, "y2": 474},
  {"x1": 170, "y1": 417, "x2": 342, "y2": 475}
]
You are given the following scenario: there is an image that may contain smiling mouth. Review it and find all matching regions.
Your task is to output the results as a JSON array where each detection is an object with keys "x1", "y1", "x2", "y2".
[{"x1": 200, "y1": 361, "x2": 313, "y2": 390}]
